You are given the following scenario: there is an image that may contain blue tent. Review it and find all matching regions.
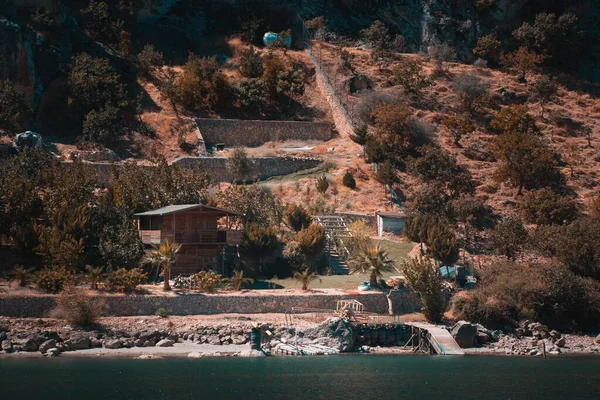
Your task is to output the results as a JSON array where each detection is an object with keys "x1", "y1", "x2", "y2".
[{"x1": 263, "y1": 32, "x2": 292, "y2": 48}]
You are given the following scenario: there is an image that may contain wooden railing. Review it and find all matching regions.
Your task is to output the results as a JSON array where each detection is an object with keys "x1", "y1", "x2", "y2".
[
  {"x1": 140, "y1": 230, "x2": 242, "y2": 245},
  {"x1": 139, "y1": 230, "x2": 161, "y2": 244}
]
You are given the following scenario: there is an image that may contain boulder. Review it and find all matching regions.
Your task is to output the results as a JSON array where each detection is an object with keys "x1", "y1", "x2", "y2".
[
  {"x1": 103, "y1": 339, "x2": 122, "y2": 349},
  {"x1": 595, "y1": 334, "x2": 600, "y2": 344},
  {"x1": 46, "y1": 348, "x2": 61, "y2": 356},
  {"x1": 302, "y1": 317, "x2": 354, "y2": 352},
  {"x1": 476, "y1": 332, "x2": 490, "y2": 344},
  {"x1": 39, "y1": 339, "x2": 57, "y2": 354},
  {"x1": 65, "y1": 335, "x2": 91, "y2": 350},
  {"x1": 208, "y1": 336, "x2": 222, "y2": 346},
  {"x1": 231, "y1": 335, "x2": 247, "y2": 345},
  {"x1": 90, "y1": 338, "x2": 102, "y2": 347},
  {"x1": 22, "y1": 338, "x2": 39, "y2": 352},
  {"x1": 14, "y1": 131, "x2": 43, "y2": 150},
  {"x1": 555, "y1": 337, "x2": 566, "y2": 348},
  {"x1": 450, "y1": 321, "x2": 477, "y2": 348},
  {"x1": 1, "y1": 340, "x2": 13, "y2": 352},
  {"x1": 155, "y1": 339, "x2": 174, "y2": 347},
  {"x1": 134, "y1": 339, "x2": 145, "y2": 347}
]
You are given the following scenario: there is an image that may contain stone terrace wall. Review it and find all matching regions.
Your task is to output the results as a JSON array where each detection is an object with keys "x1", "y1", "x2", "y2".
[
  {"x1": 63, "y1": 156, "x2": 322, "y2": 184},
  {"x1": 0, "y1": 291, "x2": 421, "y2": 318},
  {"x1": 195, "y1": 118, "x2": 332, "y2": 147}
]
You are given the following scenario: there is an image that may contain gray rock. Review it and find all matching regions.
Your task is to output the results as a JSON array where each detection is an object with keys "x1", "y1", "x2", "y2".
[
  {"x1": 155, "y1": 339, "x2": 175, "y2": 347},
  {"x1": 143, "y1": 340, "x2": 155, "y2": 347},
  {"x1": 555, "y1": 337, "x2": 566, "y2": 348},
  {"x1": 166, "y1": 334, "x2": 179, "y2": 342},
  {"x1": 595, "y1": 334, "x2": 600, "y2": 344},
  {"x1": 103, "y1": 339, "x2": 122, "y2": 349},
  {"x1": 302, "y1": 317, "x2": 354, "y2": 352},
  {"x1": 22, "y1": 338, "x2": 39, "y2": 352},
  {"x1": 91, "y1": 338, "x2": 102, "y2": 347},
  {"x1": 208, "y1": 336, "x2": 222, "y2": 346},
  {"x1": 46, "y1": 348, "x2": 60, "y2": 356},
  {"x1": 39, "y1": 339, "x2": 57, "y2": 353},
  {"x1": 134, "y1": 339, "x2": 145, "y2": 347},
  {"x1": 476, "y1": 332, "x2": 490, "y2": 344},
  {"x1": 65, "y1": 335, "x2": 91, "y2": 350},
  {"x1": 232, "y1": 335, "x2": 247, "y2": 345},
  {"x1": 451, "y1": 321, "x2": 477, "y2": 348},
  {"x1": 122, "y1": 338, "x2": 135, "y2": 348},
  {"x1": 1, "y1": 340, "x2": 13, "y2": 352},
  {"x1": 0, "y1": 332, "x2": 6, "y2": 341}
]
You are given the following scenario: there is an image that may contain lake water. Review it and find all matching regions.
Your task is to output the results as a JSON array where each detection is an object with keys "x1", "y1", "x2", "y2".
[{"x1": 1, "y1": 355, "x2": 599, "y2": 399}]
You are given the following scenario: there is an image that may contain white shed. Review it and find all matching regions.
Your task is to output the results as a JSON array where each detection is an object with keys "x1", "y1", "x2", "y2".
[{"x1": 376, "y1": 211, "x2": 406, "y2": 237}]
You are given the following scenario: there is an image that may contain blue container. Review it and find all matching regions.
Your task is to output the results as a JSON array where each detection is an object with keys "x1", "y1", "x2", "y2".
[{"x1": 263, "y1": 32, "x2": 292, "y2": 48}]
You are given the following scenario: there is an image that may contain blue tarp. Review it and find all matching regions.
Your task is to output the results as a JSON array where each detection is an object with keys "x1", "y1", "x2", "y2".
[{"x1": 263, "y1": 32, "x2": 292, "y2": 48}]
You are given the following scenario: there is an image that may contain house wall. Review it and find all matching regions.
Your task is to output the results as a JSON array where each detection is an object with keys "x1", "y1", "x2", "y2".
[
  {"x1": 195, "y1": 118, "x2": 332, "y2": 147},
  {"x1": 377, "y1": 216, "x2": 406, "y2": 236}
]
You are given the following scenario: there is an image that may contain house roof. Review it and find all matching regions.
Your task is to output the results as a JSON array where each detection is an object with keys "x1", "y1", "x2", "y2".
[
  {"x1": 376, "y1": 211, "x2": 406, "y2": 219},
  {"x1": 134, "y1": 204, "x2": 241, "y2": 217}
]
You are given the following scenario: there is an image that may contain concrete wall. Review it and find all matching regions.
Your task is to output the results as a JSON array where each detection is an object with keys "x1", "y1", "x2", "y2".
[
  {"x1": 377, "y1": 216, "x2": 406, "y2": 237},
  {"x1": 0, "y1": 290, "x2": 421, "y2": 317},
  {"x1": 63, "y1": 156, "x2": 323, "y2": 184},
  {"x1": 196, "y1": 118, "x2": 332, "y2": 147}
]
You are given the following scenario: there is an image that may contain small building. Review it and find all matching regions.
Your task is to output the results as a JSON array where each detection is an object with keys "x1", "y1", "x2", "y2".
[
  {"x1": 376, "y1": 211, "x2": 406, "y2": 237},
  {"x1": 134, "y1": 204, "x2": 242, "y2": 276}
]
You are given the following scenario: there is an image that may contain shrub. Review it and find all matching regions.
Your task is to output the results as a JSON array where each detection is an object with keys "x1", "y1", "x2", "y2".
[
  {"x1": 360, "y1": 21, "x2": 404, "y2": 63},
  {"x1": 442, "y1": 115, "x2": 475, "y2": 147},
  {"x1": 237, "y1": 78, "x2": 268, "y2": 109},
  {"x1": 230, "y1": 270, "x2": 253, "y2": 291},
  {"x1": 36, "y1": 266, "x2": 76, "y2": 294},
  {"x1": 105, "y1": 268, "x2": 147, "y2": 293},
  {"x1": 55, "y1": 285, "x2": 105, "y2": 326},
  {"x1": 401, "y1": 256, "x2": 446, "y2": 323},
  {"x1": 276, "y1": 66, "x2": 305, "y2": 100},
  {"x1": 295, "y1": 224, "x2": 326, "y2": 268},
  {"x1": 489, "y1": 218, "x2": 528, "y2": 261},
  {"x1": 519, "y1": 188, "x2": 579, "y2": 225},
  {"x1": 294, "y1": 268, "x2": 319, "y2": 290},
  {"x1": 427, "y1": 43, "x2": 457, "y2": 73},
  {"x1": 315, "y1": 174, "x2": 329, "y2": 194},
  {"x1": 552, "y1": 218, "x2": 600, "y2": 279},
  {"x1": 374, "y1": 161, "x2": 398, "y2": 186},
  {"x1": 10, "y1": 265, "x2": 34, "y2": 287},
  {"x1": 501, "y1": 47, "x2": 544, "y2": 83},
  {"x1": 155, "y1": 308, "x2": 169, "y2": 318},
  {"x1": 85, "y1": 265, "x2": 104, "y2": 290},
  {"x1": 82, "y1": 105, "x2": 121, "y2": 145},
  {"x1": 350, "y1": 125, "x2": 368, "y2": 146},
  {"x1": 393, "y1": 59, "x2": 430, "y2": 96},
  {"x1": 284, "y1": 204, "x2": 312, "y2": 232},
  {"x1": 0, "y1": 79, "x2": 30, "y2": 132},
  {"x1": 342, "y1": 170, "x2": 356, "y2": 189},
  {"x1": 178, "y1": 55, "x2": 230, "y2": 110},
  {"x1": 528, "y1": 75, "x2": 557, "y2": 118},
  {"x1": 452, "y1": 74, "x2": 490, "y2": 115},
  {"x1": 192, "y1": 270, "x2": 223, "y2": 293}
]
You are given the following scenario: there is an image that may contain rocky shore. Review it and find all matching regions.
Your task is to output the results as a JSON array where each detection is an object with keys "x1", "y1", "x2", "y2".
[{"x1": 1, "y1": 316, "x2": 598, "y2": 358}]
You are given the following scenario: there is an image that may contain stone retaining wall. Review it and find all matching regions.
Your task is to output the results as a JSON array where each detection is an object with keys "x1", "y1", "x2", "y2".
[
  {"x1": 0, "y1": 291, "x2": 421, "y2": 318},
  {"x1": 63, "y1": 156, "x2": 322, "y2": 184},
  {"x1": 195, "y1": 118, "x2": 332, "y2": 147}
]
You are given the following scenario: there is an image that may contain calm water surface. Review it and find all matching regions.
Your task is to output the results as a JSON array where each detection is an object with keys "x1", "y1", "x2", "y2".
[{"x1": 1, "y1": 355, "x2": 599, "y2": 400}]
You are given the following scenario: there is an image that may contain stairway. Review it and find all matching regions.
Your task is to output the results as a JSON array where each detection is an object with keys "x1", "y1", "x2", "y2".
[{"x1": 314, "y1": 215, "x2": 352, "y2": 275}]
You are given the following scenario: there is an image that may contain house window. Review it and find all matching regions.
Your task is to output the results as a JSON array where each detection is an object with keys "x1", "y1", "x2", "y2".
[
  {"x1": 204, "y1": 221, "x2": 211, "y2": 231},
  {"x1": 140, "y1": 216, "x2": 161, "y2": 230}
]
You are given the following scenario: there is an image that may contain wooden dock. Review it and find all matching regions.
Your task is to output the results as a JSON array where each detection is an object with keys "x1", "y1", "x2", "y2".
[{"x1": 408, "y1": 323, "x2": 464, "y2": 356}]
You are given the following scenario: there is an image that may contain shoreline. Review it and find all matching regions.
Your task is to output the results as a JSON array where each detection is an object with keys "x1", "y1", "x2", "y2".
[{"x1": 1, "y1": 315, "x2": 599, "y2": 359}]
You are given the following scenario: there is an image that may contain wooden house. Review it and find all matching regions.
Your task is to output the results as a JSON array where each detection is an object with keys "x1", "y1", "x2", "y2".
[{"x1": 134, "y1": 204, "x2": 242, "y2": 275}]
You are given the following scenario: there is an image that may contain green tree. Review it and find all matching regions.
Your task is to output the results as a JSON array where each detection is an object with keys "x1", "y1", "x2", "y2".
[
  {"x1": 145, "y1": 238, "x2": 181, "y2": 291},
  {"x1": 81, "y1": 105, "x2": 122, "y2": 145},
  {"x1": 295, "y1": 224, "x2": 326, "y2": 269},
  {"x1": 350, "y1": 125, "x2": 368, "y2": 146},
  {"x1": 360, "y1": 21, "x2": 404, "y2": 64},
  {"x1": 349, "y1": 243, "x2": 395, "y2": 287},
  {"x1": 276, "y1": 66, "x2": 305, "y2": 101},
  {"x1": 177, "y1": 55, "x2": 230, "y2": 110},
  {"x1": 227, "y1": 148, "x2": 251, "y2": 181},
  {"x1": 219, "y1": 184, "x2": 283, "y2": 226},
  {"x1": 401, "y1": 256, "x2": 445, "y2": 323},
  {"x1": 529, "y1": 75, "x2": 557, "y2": 118},
  {"x1": 237, "y1": 78, "x2": 268, "y2": 109},
  {"x1": 501, "y1": 47, "x2": 544, "y2": 83},
  {"x1": 473, "y1": 34, "x2": 502, "y2": 63},
  {"x1": 519, "y1": 188, "x2": 579, "y2": 225},
  {"x1": 239, "y1": 223, "x2": 279, "y2": 275},
  {"x1": 284, "y1": 204, "x2": 312, "y2": 232},
  {"x1": 0, "y1": 79, "x2": 30, "y2": 133},
  {"x1": 239, "y1": 46, "x2": 264, "y2": 78},
  {"x1": 374, "y1": 161, "x2": 398, "y2": 186},
  {"x1": 137, "y1": 44, "x2": 164, "y2": 75},
  {"x1": 85, "y1": 265, "x2": 104, "y2": 290},
  {"x1": 442, "y1": 115, "x2": 475, "y2": 147},
  {"x1": 491, "y1": 105, "x2": 563, "y2": 194},
  {"x1": 80, "y1": 1, "x2": 123, "y2": 42},
  {"x1": 427, "y1": 223, "x2": 459, "y2": 266}
]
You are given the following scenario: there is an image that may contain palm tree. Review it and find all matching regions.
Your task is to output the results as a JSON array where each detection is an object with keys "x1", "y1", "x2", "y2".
[
  {"x1": 293, "y1": 268, "x2": 319, "y2": 291},
  {"x1": 145, "y1": 239, "x2": 181, "y2": 291},
  {"x1": 230, "y1": 270, "x2": 253, "y2": 291},
  {"x1": 85, "y1": 265, "x2": 104, "y2": 290},
  {"x1": 10, "y1": 265, "x2": 34, "y2": 287},
  {"x1": 348, "y1": 243, "x2": 395, "y2": 287}
]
